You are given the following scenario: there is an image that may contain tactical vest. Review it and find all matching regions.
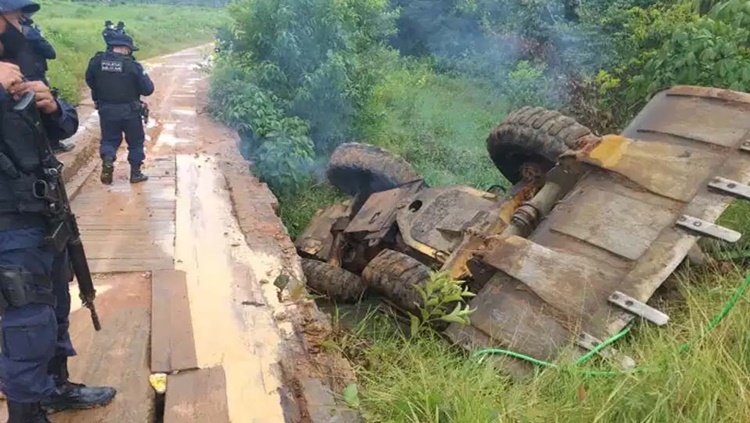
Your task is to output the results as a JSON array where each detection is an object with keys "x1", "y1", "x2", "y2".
[
  {"x1": 15, "y1": 44, "x2": 39, "y2": 80},
  {"x1": 91, "y1": 52, "x2": 141, "y2": 104},
  {"x1": 0, "y1": 100, "x2": 51, "y2": 230}
]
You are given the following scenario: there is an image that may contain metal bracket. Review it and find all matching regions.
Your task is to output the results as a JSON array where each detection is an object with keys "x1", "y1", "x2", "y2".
[
  {"x1": 676, "y1": 215, "x2": 741, "y2": 243},
  {"x1": 608, "y1": 291, "x2": 669, "y2": 326},
  {"x1": 576, "y1": 332, "x2": 636, "y2": 370},
  {"x1": 740, "y1": 141, "x2": 750, "y2": 153},
  {"x1": 708, "y1": 177, "x2": 750, "y2": 201}
]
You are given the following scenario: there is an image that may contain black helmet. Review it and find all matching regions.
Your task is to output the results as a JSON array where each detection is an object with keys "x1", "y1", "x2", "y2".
[
  {"x1": 0, "y1": 0, "x2": 40, "y2": 14},
  {"x1": 107, "y1": 33, "x2": 139, "y2": 52}
]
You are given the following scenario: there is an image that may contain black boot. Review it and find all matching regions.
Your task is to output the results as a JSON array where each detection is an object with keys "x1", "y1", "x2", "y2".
[
  {"x1": 40, "y1": 358, "x2": 117, "y2": 414},
  {"x1": 100, "y1": 157, "x2": 114, "y2": 185},
  {"x1": 7, "y1": 401, "x2": 52, "y2": 423},
  {"x1": 130, "y1": 163, "x2": 148, "y2": 184},
  {"x1": 51, "y1": 142, "x2": 74, "y2": 155}
]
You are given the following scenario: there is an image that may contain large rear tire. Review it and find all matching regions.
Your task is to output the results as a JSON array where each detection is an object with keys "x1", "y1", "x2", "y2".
[
  {"x1": 327, "y1": 143, "x2": 421, "y2": 198},
  {"x1": 301, "y1": 259, "x2": 367, "y2": 302},
  {"x1": 487, "y1": 107, "x2": 592, "y2": 184},
  {"x1": 361, "y1": 249, "x2": 432, "y2": 315}
]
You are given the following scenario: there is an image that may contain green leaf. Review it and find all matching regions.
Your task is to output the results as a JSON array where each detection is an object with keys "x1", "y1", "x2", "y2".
[
  {"x1": 409, "y1": 313, "x2": 421, "y2": 338},
  {"x1": 342, "y1": 383, "x2": 360, "y2": 409}
]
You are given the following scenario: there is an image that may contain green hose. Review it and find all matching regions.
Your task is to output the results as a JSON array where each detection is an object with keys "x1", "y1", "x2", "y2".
[{"x1": 472, "y1": 270, "x2": 750, "y2": 375}]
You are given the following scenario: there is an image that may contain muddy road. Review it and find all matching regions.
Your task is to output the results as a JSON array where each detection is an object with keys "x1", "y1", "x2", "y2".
[{"x1": 0, "y1": 46, "x2": 358, "y2": 423}]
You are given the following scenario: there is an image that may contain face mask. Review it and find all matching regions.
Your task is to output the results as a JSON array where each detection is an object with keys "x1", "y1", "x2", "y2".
[{"x1": 0, "y1": 19, "x2": 27, "y2": 59}]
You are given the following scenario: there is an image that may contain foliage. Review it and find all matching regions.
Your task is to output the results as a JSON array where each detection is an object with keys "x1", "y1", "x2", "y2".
[
  {"x1": 408, "y1": 272, "x2": 475, "y2": 337},
  {"x1": 76, "y1": 0, "x2": 229, "y2": 6},
  {"x1": 209, "y1": 0, "x2": 396, "y2": 197},
  {"x1": 35, "y1": 0, "x2": 225, "y2": 103},
  {"x1": 633, "y1": 18, "x2": 750, "y2": 95},
  {"x1": 708, "y1": 0, "x2": 750, "y2": 27}
]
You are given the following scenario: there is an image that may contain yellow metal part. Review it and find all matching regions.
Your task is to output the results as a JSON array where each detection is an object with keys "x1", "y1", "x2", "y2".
[
  {"x1": 441, "y1": 181, "x2": 542, "y2": 280},
  {"x1": 578, "y1": 134, "x2": 723, "y2": 202}
]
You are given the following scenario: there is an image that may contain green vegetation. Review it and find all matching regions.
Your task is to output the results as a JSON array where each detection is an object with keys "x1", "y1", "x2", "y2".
[
  {"x1": 35, "y1": 0, "x2": 226, "y2": 102},
  {"x1": 335, "y1": 266, "x2": 750, "y2": 422},
  {"x1": 209, "y1": 0, "x2": 750, "y2": 420}
]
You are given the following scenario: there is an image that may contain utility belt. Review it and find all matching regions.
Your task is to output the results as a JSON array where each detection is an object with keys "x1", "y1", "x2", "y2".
[
  {"x1": 0, "y1": 266, "x2": 55, "y2": 313},
  {"x1": 94, "y1": 99, "x2": 141, "y2": 109},
  {"x1": 0, "y1": 145, "x2": 71, "y2": 248}
]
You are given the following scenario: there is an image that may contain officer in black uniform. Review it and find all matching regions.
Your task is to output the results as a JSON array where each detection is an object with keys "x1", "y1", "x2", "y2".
[
  {"x1": 85, "y1": 24, "x2": 154, "y2": 185},
  {"x1": 18, "y1": 15, "x2": 73, "y2": 155},
  {"x1": 19, "y1": 15, "x2": 54, "y2": 86},
  {"x1": 0, "y1": 1, "x2": 117, "y2": 421}
]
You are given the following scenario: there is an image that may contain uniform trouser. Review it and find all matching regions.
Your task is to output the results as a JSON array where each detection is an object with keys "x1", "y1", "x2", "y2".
[
  {"x1": 0, "y1": 228, "x2": 76, "y2": 403},
  {"x1": 99, "y1": 116, "x2": 146, "y2": 166}
]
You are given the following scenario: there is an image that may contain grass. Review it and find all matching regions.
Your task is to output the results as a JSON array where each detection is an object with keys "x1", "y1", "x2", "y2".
[
  {"x1": 275, "y1": 55, "x2": 750, "y2": 422},
  {"x1": 332, "y1": 265, "x2": 750, "y2": 422},
  {"x1": 279, "y1": 58, "x2": 512, "y2": 238},
  {"x1": 33, "y1": 0, "x2": 227, "y2": 102}
]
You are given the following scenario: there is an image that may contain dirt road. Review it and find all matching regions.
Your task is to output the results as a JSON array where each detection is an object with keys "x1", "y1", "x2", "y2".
[{"x1": 0, "y1": 46, "x2": 358, "y2": 422}]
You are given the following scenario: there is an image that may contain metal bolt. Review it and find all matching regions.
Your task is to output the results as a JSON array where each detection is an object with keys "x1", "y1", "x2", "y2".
[
  {"x1": 728, "y1": 183, "x2": 737, "y2": 189},
  {"x1": 625, "y1": 300, "x2": 634, "y2": 307},
  {"x1": 611, "y1": 294, "x2": 619, "y2": 300},
  {"x1": 693, "y1": 221, "x2": 702, "y2": 227},
  {"x1": 678, "y1": 216, "x2": 687, "y2": 222}
]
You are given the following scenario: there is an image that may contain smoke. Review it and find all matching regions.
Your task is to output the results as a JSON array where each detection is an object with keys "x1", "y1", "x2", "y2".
[{"x1": 386, "y1": 0, "x2": 609, "y2": 108}]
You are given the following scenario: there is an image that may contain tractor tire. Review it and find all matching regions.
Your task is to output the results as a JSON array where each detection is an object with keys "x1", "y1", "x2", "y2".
[
  {"x1": 327, "y1": 142, "x2": 421, "y2": 198},
  {"x1": 487, "y1": 107, "x2": 592, "y2": 184},
  {"x1": 362, "y1": 249, "x2": 431, "y2": 314},
  {"x1": 301, "y1": 259, "x2": 367, "y2": 302}
]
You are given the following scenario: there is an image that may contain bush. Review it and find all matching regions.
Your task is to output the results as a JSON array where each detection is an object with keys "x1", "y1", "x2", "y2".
[{"x1": 209, "y1": 0, "x2": 397, "y2": 197}]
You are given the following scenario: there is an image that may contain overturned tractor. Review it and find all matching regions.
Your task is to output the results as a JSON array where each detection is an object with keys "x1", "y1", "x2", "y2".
[{"x1": 295, "y1": 85, "x2": 750, "y2": 375}]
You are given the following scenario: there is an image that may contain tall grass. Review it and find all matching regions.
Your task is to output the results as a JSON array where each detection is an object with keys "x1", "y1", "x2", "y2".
[
  {"x1": 34, "y1": 0, "x2": 227, "y2": 102},
  {"x1": 333, "y1": 265, "x2": 750, "y2": 422}
]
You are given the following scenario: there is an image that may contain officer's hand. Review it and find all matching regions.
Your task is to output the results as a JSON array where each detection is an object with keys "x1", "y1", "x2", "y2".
[
  {"x1": 9, "y1": 81, "x2": 59, "y2": 114},
  {"x1": 0, "y1": 62, "x2": 23, "y2": 93}
]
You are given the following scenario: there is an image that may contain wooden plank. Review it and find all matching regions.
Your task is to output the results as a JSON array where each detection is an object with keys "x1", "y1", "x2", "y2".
[
  {"x1": 163, "y1": 367, "x2": 230, "y2": 423},
  {"x1": 89, "y1": 258, "x2": 174, "y2": 273},
  {"x1": 151, "y1": 270, "x2": 198, "y2": 373},
  {"x1": 53, "y1": 273, "x2": 155, "y2": 423}
]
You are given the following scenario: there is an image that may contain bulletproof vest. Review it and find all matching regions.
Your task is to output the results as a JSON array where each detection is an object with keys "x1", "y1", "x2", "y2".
[
  {"x1": 0, "y1": 99, "x2": 50, "y2": 229},
  {"x1": 91, "y1": 51, "x2": 140, "y2": 104},
  {"x1": 13, "y1": 44, "x2": 40, "y2": 80}
]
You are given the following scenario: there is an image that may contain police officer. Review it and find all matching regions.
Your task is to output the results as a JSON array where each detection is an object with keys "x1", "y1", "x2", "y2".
[
  {"x1": 18, "y1": 16, "x2": 72, "y2": 155},
  {"x1": 85, "y1": 26, "x2": 154, "y2": 185},
  {"x1": 19, "y1": 15, "x2": 54, "y2": 86},
  {"x1": 0, "y1": 0, "x2": 116, "y2": 421}
]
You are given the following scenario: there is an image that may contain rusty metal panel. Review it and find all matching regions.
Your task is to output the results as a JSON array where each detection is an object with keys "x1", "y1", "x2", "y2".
[
  {"x1": 550, "y1": 187, "x2": 676, "y2": 260},
  {"x1": 624, "y1": 85, "x2": 750, "y2": 148},
  {"x1": 295, "y1": 202, "x2": 349, "y2": 260},
  {"x1": 449, "y1": 86, "x2": 750, "y2": 371},
  {"x1": 345, "y1": 181, "x2": 423, "y2": 236},
  {"x1": 398, "y1": 187, "x2": 499, "y2": 256}
]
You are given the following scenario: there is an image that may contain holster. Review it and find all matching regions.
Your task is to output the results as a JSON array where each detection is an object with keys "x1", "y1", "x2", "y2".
[{"x1": 0, "y1": 265, "x2": 55, "y2": 313}]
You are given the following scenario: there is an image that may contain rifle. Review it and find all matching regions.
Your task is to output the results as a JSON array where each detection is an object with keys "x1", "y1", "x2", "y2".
[{"x1": 14, "y1": 91, "x2": 102, "y2": 331}]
